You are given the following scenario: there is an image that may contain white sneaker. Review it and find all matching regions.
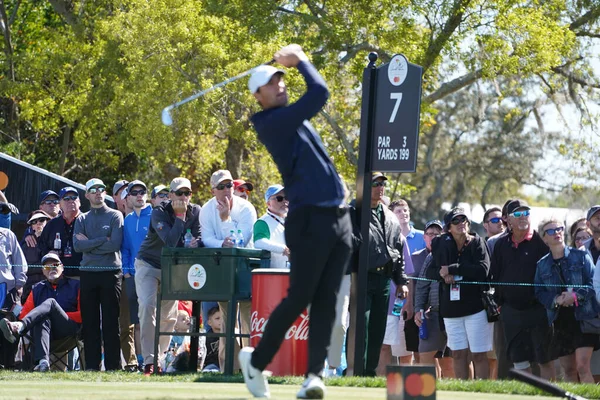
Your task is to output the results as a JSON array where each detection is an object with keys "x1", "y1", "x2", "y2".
[
  {"x1": 322, "y1": 368, "x2": 337, "y2": 378},
  {"x1": 239, "y1": 347, "x2": 270, "y2": 398},
  {"x1": 297, "y1": 373, "x2": 326, "y2": 399}
]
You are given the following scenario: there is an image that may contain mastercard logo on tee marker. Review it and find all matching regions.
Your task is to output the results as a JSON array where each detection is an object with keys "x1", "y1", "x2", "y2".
[{"x1": 387, "y1": 365, "x2": 436, "y2": 399}]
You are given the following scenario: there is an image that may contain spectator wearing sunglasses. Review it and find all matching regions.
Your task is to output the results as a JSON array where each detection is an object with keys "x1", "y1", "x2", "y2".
[
  {"x1": 20, "y1": 210, "x2": 51, "y2": 300},
  {"x1": 135, "y1": 176, "x2": 202, "y2": 375},
  {"x1": 200, "y1": 169, "x2": 257, "y2": 372},
  {"x1": 490, "y1": 199, "x2": 555, "y2": 380},
  {"x1": 426, "y1": 208, "x2": 492, "y2": 379},
  {"x1": 253, "y1": 184, "x2": 289, "y2": 269},
  {"x1": 0, "y1": 253, "x2": 81, "y2": 372},
  {"x1": 112, "y1": 179, "x2": 133, "y2": 216},
  {"x1": 483, "y1": 207, "x2": 504, "y2": 241},
  {"x1": 534, "y1": 219, "x2": 600, "y2": 383},
  {"x1": 36, "y1": 187, "x2": 83, "y2": 278},
  {"x1": 150, "y1": 185, "x2": 169, "y2": 208},
  {"x1": 233, "y1": 179, "x2": 254, "y2": 201},
  {"x1": 38, "y1": 190, "x2": 60, "y2": 218},
  {"x1": 73, "y1": 178, "x2": 124, "y2": 371}
]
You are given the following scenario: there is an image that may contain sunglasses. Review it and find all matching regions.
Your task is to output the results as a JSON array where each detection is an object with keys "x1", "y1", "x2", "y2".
[
  {"x1": 43, "y1": 263, "x2": 62, "y2": 270},
  {"x1": 487, "y1": 217, "x2": 502, "y2": 224},
  {"x1": 275, "y1": 195, "x2": 287, "y2": 202},
  {"x1": 372, "y1": 181, "x2": 388, "y2": 188},
  {"x1": 544, "y1": 226, "x2": 564, "y2": 236},
  {"x1": 30, "y1": 218, "x2": 48, "y2": 225},
  {"x1": 128, "y1": 189, "x2": 147, "y2": 197},
  {"x1": 62, "y1": 195, "x2": 79, "y2": 201},
  {"x1": 236, "y1": 187, "x2": 250, "y2": 193},
  {"x1": 157, "y1": 193, "x2": 169, "y2": 199},
  {"x1": 451, "y1": 216, "x2": 467, "y2": 225},
  {"x1": 42, "y1": 199, "x2": 59, "y2": 205},
  {"x1": 215, "y1": 182, "x2": 233, "y2": 190},
  {"x1": 88, "y1": 187, "x2": 106, "y2": 194},
  {"x1": 575, "y1": 235, "x2": 591, "y2": 243},
  {"x1": 510, "y1": 210, "x2": 530, "y2": 218},
  {"x1": 173, "y1": 190, "x2": 192, "y2": 197}
]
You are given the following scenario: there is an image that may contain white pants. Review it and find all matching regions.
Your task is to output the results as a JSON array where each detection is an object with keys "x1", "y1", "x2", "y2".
[
  {"x1": 135, "y1": 258, "x2": 178, "y2": 365},
  {"x1": 327, "y1": 274, "x2": 351, "y2": 367},
  {"x1": 383, "y1": 315, "x2": 411, "y2": 357},
  {"x1": 443, "y1": 310, "x2": 493, "y2": 353}
]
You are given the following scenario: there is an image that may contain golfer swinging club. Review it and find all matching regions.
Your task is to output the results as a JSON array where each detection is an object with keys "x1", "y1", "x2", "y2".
[{"x1": 240, "y1": 44, "x2": 352, "y2": 399}]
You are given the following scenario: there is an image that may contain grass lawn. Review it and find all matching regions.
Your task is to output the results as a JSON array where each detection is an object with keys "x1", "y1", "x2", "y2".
[{"x1": 0, "y1": 371, "x2": 595, "y2": 400}]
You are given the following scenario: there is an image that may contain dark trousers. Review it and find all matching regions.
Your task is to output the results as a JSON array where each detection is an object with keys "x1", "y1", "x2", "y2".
[
  {"x1": 80, "y1": 270, "x2": 122, "y2": 371},
  {"x1": 22, "y1": 298, "x2": 80, "y2": 363},
  {"x1": 252, "y1": 206, "x2": 352, "y2": 376},
  {"x1": 364, "y1": 273, "x2": 390, "y2": 376}
]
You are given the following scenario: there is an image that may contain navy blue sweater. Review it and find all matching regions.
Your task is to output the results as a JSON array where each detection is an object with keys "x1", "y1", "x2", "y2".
[{"x1": 250, "y1": 61, "x2": 344, "y2": 212}]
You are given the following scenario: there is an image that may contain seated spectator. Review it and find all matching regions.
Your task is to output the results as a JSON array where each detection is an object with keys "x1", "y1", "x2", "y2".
[
  {"x1": 535, "y1": 219, "x2": 600, "y2": 383},
  {"x1": 233, "y1": 180, "x2": 254, "y2": 201},
  {"x1": 203, "y1": 306, "x2": 222, "y2": 373},
  {"x1": 0, "y1": 253, "x2": 80, "y2": 372},
  {"x1": 21, "y1": 210, "x2": 52, "y2": 300}
]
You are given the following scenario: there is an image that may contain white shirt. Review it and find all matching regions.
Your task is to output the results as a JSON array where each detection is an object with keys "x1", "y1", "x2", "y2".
[{"x1": 200, "y1": 196, "x2": 257, "y2": 248}]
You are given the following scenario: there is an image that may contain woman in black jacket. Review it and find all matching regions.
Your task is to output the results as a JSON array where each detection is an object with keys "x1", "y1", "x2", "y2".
[{"x1": 426, "y1": 207, "x2": 492, "y2": 379}]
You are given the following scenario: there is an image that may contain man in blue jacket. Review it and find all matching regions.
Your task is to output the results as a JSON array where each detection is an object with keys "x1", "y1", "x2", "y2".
[{"x1": 239, "y1": 44, "x2": 352, "y2": 399}]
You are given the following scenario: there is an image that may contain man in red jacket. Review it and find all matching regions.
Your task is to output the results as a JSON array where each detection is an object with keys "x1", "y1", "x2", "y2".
[{"x1": 0, "y1": 253, "x2": 81, "y2": 372}]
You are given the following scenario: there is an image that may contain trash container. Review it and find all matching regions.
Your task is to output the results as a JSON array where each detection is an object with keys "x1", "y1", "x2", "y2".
[
  {"x1": 251, "y1": 268, "x2": 308, "y2": 376},
  {"x1": 157, "y1": 247, "x2": 270, "y2": 374}
]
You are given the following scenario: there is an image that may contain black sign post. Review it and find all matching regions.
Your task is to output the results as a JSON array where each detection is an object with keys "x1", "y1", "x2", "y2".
[{"x1": 351, "y1": 53, "x2": 423, "y2": 376}]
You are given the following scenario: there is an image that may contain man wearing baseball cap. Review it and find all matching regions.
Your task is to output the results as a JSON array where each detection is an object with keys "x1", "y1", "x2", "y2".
[
  {"x1": 490, "y1": 199, "x2": 556, "y2": 379},
  {"x1": 242, "y1": 44, "x2": 352, "y2": 399},
  {"x1": 200, "y1": 169, "x2": 257, "y2": 372},
  {"x1": 233, "y1": 179, "x2": 254, "y2": 201},
  {"x1": 150, "y1": 185, "x2": 169, "y2": 208},
  {"x1": 135, "y1": 176, "x2": 202, "y2": 375},
  {"x1": 113, "y1": 179, "x2": 132, "y2": 216},
  {"x1": 253, "y1": 184, "x2": 289, "y2": 269},
  {"x1": 0, "y1": 253, "x2": 81, "y2": 372},
  {"x1": 38, "y1": 190, "x2": 60, "y2": 218},
  {"x1": 73, "y1": 177, "x2": 124, "y2": 371}
]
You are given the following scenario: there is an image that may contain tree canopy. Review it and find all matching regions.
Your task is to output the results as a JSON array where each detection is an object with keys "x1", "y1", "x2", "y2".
[{"x1": 1, "y1": 0, "x2": 598, "y2": 219}]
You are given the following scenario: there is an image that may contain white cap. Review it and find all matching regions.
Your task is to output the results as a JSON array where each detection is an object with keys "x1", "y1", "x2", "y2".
[
  {"x1": 210, "y1": 170, "x2": 234, "y2": 188},
  {"x1": 85, "y1": 178, "x2": 105, "y2": 191},
  {"x1": 170, "y1": 177, "x2": 192, "y2": 192},
  {"x1": 248, "y1": 65, "x2": 285, "y2": 94}
]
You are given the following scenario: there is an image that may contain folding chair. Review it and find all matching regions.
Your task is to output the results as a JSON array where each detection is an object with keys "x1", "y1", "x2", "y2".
[{"x1": 48, "y1": 331, "x2": 85, "y2": 371}]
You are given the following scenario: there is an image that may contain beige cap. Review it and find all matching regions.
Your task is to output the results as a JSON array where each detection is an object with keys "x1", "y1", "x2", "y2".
[
  {"x1": 170, "y1": 177, "x2": 192, "y2": 192},
  {"x1": 210, "y1": 170, "x2": 233, "y2": 188}
]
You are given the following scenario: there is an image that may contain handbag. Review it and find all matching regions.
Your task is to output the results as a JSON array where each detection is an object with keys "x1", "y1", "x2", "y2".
[
  {"x1": 580, "y1": 317, "x2": 600, "y2": 334},
  {"x1": 481, "y1": 285, "x2": 500, "y2": 323}
]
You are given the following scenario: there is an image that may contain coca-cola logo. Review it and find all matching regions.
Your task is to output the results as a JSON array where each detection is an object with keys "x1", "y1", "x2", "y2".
[{"x1": 251, "y1": 310, "x2": 310, "y2": 341}]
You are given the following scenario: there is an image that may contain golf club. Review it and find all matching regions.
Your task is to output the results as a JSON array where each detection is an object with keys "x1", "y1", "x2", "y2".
[
  {"x1": 161, "y1": 59, "x2": 275, "y2": 126},
  {"x1": 509, "y1": 369, "x2": 588, "y2": 400}
]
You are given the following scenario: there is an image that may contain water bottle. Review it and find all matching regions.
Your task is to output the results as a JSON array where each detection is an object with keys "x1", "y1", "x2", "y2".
[
  {"x1": 236, "y1": 229, "x2": 244, "y2": 248},
  {"x1": 184, "y1": 229, "x2": 193, "y2": 248},
  {"x1": 419, "y1": 309, "x2": 429, "y2": 339},
  {"x1": 392, "y1": 296, "x2": 405, "y2": 317},
  {"x1": 229, "y1": 229, "x2": 236, "y2": 247},
  {"x1": 53, "y1": 233, "x2": 62, "y2": 250}
]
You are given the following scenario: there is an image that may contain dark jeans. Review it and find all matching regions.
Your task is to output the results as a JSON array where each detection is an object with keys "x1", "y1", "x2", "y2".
[
  {"x1": 364, "y1": 272, "x2": 390, "y2": 376},
  {"x1": 22, "y1": 298, "x2": 80, "y2": 363},
  {"x1": 80, "y1": 270, "x2": 122, "y2": 371},
  {"x1": 252, "y1": 206, "x2": 352, "y2": 376}
]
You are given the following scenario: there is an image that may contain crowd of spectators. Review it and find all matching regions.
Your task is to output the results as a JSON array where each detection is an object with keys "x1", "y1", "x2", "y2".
[{"x1": 1, "y1": 171, "x2": 600, "y2": 385}]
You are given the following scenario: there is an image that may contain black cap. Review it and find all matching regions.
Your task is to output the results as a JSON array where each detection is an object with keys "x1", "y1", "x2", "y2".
[
  {"x1": 506, "y1": 199, "x2": 530, "y2": 216},
  {"x1": 444, "y1": 207, "x2": 468, "y2": 228},
  {"x1": 38, "y1": 190, "x2": 58, "y2": 204},
  {"x1": 425, "y1": 220, "x2": 443, "y2": 231},
  {"x1": 587, "y1": 205, "x2": 600, "y2": 221},
  {"x1": 372, "y1": 172, "x2": 388, "y2": 181}
]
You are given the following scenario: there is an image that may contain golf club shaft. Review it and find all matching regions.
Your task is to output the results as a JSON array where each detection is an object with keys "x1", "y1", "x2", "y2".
[
  {"x1": 509, "y1": 369, "x2": 588, "y2": 400},
  {"x1": 168, "y1": 59, "x2": 275, "y2": 110}
]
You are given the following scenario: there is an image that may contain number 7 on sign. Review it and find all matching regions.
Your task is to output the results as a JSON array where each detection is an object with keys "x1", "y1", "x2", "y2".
[{"x1": 389, "y1": 93, "x2": 403, "y2": 123}]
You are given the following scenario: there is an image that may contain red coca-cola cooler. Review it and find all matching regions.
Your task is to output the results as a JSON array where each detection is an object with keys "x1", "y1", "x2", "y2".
[{"x1": 251, "y1": 268, "x2": 308, "y2": 376}]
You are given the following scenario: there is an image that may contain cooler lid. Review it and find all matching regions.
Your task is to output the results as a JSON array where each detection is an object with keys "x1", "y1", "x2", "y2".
[{"x1": 252, "y1": 268, "x2": 290, "y2": 275}]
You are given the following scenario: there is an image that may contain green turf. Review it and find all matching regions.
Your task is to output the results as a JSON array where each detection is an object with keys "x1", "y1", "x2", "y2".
[
  {"x1": 0, "y1": 380, "x2": 559, "y2": 400},
  {"x1": 0, "y1": 371, "x2": 597, "y2": 399}
]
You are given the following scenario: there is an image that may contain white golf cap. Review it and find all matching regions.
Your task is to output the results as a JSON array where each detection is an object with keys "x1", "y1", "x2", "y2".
[
  {"x1": 248, "y1": 65, "x2": 285, "y2": 94},
  {"x1": 170, "y1": 177, "x2": 192, "y2": 192}
]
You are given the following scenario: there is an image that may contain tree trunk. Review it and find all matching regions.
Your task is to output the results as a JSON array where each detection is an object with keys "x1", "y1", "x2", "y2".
[{"x1": 225, "y1": 135, "x2": 244, "y2": 179}]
